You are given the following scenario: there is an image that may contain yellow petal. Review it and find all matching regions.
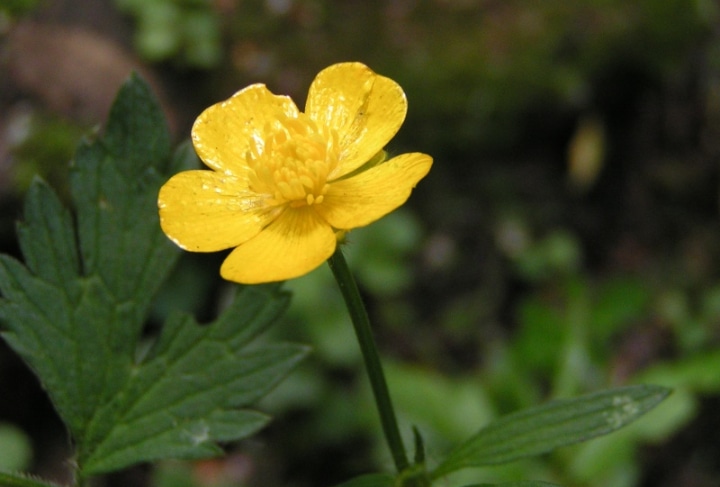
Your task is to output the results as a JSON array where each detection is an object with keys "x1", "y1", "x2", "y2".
[
  {"x1": 316, "y1": 152, "x2": 433, "y2": 230},
  {"x1": 158, "y1": 170, "x2": 280, "y2": 252},
  {"x1": 192, "y1": 84, "x2": 300, "y2": 175},
  {"x1": 220, "y1": 207, "x2": 337, "y2": 284},
  {"x1": 305, "y1": 62, "x2": 407, "y2": 178}
]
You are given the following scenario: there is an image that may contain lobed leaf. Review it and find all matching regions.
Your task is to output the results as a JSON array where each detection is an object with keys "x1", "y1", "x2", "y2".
[
  {"x1": 1, "y1": 73, "x2": 177, "y2": 441},
  {"x1": 69, "y1": 72, "x2": 176, "y2": 332},
  {"x1": 0, "y1": 74, "x2": 306, "y2": 478},
  {"x1": 16, "y1": 180, "x2": 80, "y2": 293},
  {"x1": 431, "y1": 385, "x2": 670, "y2": 478},
  {"x1": 0, "y1": 257, "x2": 125, "y2": 438},
  {"x1": 79, "y1": 285, "x2": 307, "y2": 475}
]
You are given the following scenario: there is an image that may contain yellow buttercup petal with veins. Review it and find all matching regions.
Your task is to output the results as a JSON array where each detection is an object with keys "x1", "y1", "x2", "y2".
[
  {"x1": 158, "y1": 62, "x2": 432, "y2": 284},
  {"x1": 221, "y1": 207, "x2": 337, "y2": 283},
  {"x1": 306, "y1": 63, "x2": 408, "y2": 177},
  {"x1": 316, "y1": 152, "x2": 433, "y2": 230},
  {"x1": 192, "y1": 84, "x2": 300, "y2": 175},
  {"x1": 158, "y1": 170, "x2": 279, "y2": 252}
]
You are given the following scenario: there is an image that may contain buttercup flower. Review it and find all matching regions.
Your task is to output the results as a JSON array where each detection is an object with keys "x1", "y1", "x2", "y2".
[{"x1": 158, "y1": 62, "x2": 433, "y2": 284}]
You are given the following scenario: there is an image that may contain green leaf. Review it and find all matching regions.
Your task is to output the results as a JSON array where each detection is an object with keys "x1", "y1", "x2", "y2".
[
  {"x1": 0, "y1": 74, "x2": 306, "y2": 477},
  {"x1": 0, "y1": 471, "x2": 64, "y2": 487},
  {"x1": 431, "y1": 385, "x2": 670, "y2": 478},
  {"x1": 0, "y1": 73, "x2": 177, "y2": 440},
  {"x1": 69, "y1": 71, "x2": 175, "y2": 328},
  {"x1": 78, "y1": 284, "x2": 307, "y2": 475},
  {"x1": 462, "y1": 482, "x2": 561, "y2": 487},
  {"x1": 332, "y1": 473, "x2": 395, "y2": 487},
  {"x1": 0, "y1": 423, "x2": 32, "y2": 471}
]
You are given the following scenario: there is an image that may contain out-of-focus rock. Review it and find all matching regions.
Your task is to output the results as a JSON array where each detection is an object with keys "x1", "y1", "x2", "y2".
[{"x1": 3, "y1": 21, "x2": 175, "y2": 133}]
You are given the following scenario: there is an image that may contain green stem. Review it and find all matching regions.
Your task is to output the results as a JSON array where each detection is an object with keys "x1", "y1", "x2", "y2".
[
  {"x1": 327, "y1": 248, "x2": 410, "y2": 473},
  {"x1": 0, "y1": 472, "x2": 63, "y2": 487}
]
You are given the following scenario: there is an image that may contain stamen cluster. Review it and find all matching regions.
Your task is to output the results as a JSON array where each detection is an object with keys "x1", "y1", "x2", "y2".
[{"x1": 247, "y1": 115, "x2": 340, "y2": 208}]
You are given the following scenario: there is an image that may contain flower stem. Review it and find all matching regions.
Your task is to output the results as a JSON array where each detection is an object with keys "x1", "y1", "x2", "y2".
[{"x1": 327, "y1": 248, "x2": 409, "y2": 473}]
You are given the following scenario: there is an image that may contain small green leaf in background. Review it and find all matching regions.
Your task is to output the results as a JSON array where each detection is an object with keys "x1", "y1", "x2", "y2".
[
  {"x1": 114, "y1": 0, "x2": 222, "y2": 67},
  {"x1": 332, "y1": 473, "x2": 395, "y2": 487},
  {"x1": 0, "y1": 423, "x2": 32, "y2": 471},
  {"x1": 0, "y1": 472, "x2": 64, "y2": 487},
  {"x1": 0, "y1": 74, "x2": 306, "y2": 479},
  {"x1": 431, "y1": 385, "x2": 670, "y2": 478},
  {"x1": 464, "y1": 482, "x2": 561, "y2": 487}
]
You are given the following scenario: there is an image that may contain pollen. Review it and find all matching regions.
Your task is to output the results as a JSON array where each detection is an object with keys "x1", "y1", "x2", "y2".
[{"x1": 247, "y1": 114, "x2": 338, "y2": 207}]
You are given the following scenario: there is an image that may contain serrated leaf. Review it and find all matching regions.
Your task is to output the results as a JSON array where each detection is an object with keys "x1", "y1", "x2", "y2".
[
  {"x1": 78, "y1": 285, "x2": 307, "y2": 475},
  {"x1": 0, "y1": 73, "x2": 179, "y2": 441},
  {"x1": 0, "y1": 245, "x2": 125, "y2": 438},
  {"x1": 15, "y1": 178, "x2": 80, "y2": 292},
  {"x1": 332, "y1": 473, "x2": 395, "y2": 487},
  {"x1": 431, "y1": 385, "x2": 670, "y2": 478},
  {"x1": 0, "y1": 74, "x2": 306, "y2": 477},
  {"x1": 69, "y1": 72, "x2": 176, "y2": 330}
]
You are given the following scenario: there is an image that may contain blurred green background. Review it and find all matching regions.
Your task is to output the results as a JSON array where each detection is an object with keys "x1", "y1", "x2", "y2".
[{"x1": 1, "y1": 1, "x2": 720, "y2": 487}]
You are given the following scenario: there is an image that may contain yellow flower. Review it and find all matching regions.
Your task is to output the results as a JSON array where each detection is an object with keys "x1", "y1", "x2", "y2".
[{"x1": 158, "y1": 62, "x2": 432, "y2": 284}]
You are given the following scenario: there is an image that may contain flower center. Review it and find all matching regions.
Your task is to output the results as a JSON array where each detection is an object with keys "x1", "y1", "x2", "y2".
[{"x1": 247, "y1": 114, "x2": 339, "y2": 208}]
